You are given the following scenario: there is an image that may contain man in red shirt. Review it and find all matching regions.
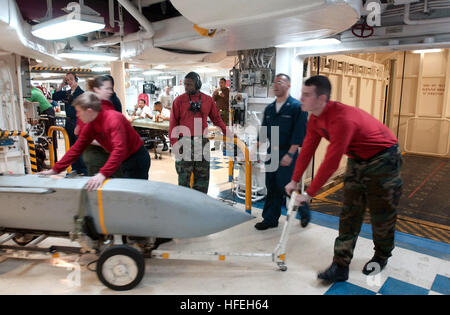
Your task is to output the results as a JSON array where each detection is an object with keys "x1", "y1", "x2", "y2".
[
  {"x1": 285, "y1": 76, "x2": 403, "y2": 283},
  {"x1": 169, "y1": 72, "x2": 230, "y2": 193},
  {"x1": 39, "y1": 92, "x2": 150, "y2": 191}
]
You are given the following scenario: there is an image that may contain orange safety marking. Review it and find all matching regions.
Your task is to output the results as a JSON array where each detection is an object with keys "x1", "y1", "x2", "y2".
[{"x1": 97, "y1": 179, "x2": 111, "y2": 235}]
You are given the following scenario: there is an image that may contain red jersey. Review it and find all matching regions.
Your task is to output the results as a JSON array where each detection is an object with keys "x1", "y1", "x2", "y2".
[
  {"x1": 77, "y1": 99, "x2": 116, "y2": 131},
  {"x1": 292, "y1": 101, "x2": 398, "y2": 197},
  {"x1": 53, "y1": 109, "x2": 144, "y2": 177},
  {"x1": 169, "y1": 92, "x2": 227, "y2": 145}
]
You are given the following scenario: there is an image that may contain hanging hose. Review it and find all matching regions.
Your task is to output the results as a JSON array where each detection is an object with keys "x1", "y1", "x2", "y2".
[{"x1": 0, "y1": 129, "x2": 37, "y2": 174}]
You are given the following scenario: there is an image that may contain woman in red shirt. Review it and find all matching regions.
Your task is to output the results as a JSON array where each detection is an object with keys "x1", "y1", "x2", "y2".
[
  {"x1": 78, "y1": 76, "x2": 122, "y2": 177},
  {"x1": 39, "y1": 92, "x2": 150, "y2": 191}
]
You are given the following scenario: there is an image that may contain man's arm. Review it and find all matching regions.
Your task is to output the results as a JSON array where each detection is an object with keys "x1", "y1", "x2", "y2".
[
  {"x1": 304, "y1": 119, "x2": 356, "y2": 197},
  {"x1": 26, "y1": 89, "x2": 36, "y2": 103},
  {"x1": 223, "y1": 88, "x2": 230, "y2": 105},
  {"x1": 290, "y1": 107, "x2": 308, "y2": 147},
  {"x1": 290, "y1": 122, "x2": 322, "y2": 183},
  {"x1": 208, "y1": 97, "x2": 228, "y2": 135},
  {"x1": 281, "y1": 106, "x2": 308, "y2": 167},
  {"x1": 131, "y1": 105, "x2": 138, "y2": 117},
  {"x1": 169, "y1": 98, "x2": 180, "y2": 145},
  {"x1": 52, "y1": 89, "x2": 67, "y2": 102}
]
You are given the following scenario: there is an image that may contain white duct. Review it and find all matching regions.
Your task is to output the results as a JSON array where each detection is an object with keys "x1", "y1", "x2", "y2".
[
  {"x1": 86, "y1": 31, "x2": 151, "y2": 47},
  {"x1": 0, "y1": 0, "x2": 117, "y2": 65},
  {"x1": 0, "y1": 0, "x2": 61, "y2": 62},
  {"x1": 404, "y1": 3, "x2": 450, "y2": 25}
]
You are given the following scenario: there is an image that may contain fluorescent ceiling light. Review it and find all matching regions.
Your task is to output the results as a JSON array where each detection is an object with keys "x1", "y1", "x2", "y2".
[
  {"x1": 412, "y1": 49, "x2": 443, "y2": 54},
  {"x1": 153, "y1": 64, "x2": 167, "y2": 70},
  {"x1": 195, "y1": 68, "x2": 217, "y2": 73},
  {"x1": 32, "y1": 19, "x2": 105, "y2": 40},
  {"x1": 157, "y1": 76, "x2": 174, "y2": 80},
  {"x1": 276, "y1": 38, "x2": 341, "y2": 48},
  {"x1": 33, "y1": 79, "x2": 66, "y2": 84},
  {"x1": 91, "y1": 67, "x2": 111, "y2": 72},
  {"x1": 143, "y1": 70, "x2": 162, "y2": 75},
  {"x1": 40, "y1": 73, "x2": 62, "y2": 78},
  {"x1": 58, "y1": 49, "x2": 119, "y2": 61},
  {"x1": 31, "y1": 3, "x2": 105, "y2": 40}
]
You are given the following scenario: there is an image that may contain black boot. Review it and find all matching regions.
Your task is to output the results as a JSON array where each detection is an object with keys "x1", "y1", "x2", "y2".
[
  {"x1": 254, "y1": 221, "x2": 278, "y2": 231},
  {"x1": 297, "y1": 203, "x2": 311, "y2": 228},
  {"x1": 362, "y1": 256, "x2": 388, "y2": 275},
  {"x1": 318, "y1": 262, "x2": 349, "y2": 282}
]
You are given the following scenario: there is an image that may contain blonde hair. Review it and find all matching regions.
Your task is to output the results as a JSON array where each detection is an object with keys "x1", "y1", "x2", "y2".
[{"x1": 72, "y1": 92, "x2": 102, "y2": 111}]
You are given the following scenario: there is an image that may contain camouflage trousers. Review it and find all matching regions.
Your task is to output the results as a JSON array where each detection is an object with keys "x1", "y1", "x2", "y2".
[
  {"x1": 220, "y1": 110, "x2": 230, "y2": 126},
  {"x1": 82, "y1": 144, "x2": 123, "y2": 178},
  {"x1": 333, "y1": 144, "x2": 403, "y2": 267},
  {"x1": 175, "y1": 137, "x2": 210, "y2": 194}
]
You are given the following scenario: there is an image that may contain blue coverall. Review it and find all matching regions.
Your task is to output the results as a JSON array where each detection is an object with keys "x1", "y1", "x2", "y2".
[
  {"x1": 52, "y1": 86, "x2": 88, "y2": 175},
  {"x1": 260, "y1": 95, "x2": 308, "y2": 225}
]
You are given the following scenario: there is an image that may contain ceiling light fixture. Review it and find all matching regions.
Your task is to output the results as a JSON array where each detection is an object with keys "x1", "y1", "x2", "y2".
[
  {"x1": 157, "y1": 75, "x2": 175, "y2": 80},
  {"x1": 91, "y1": 67, "x2": 111, "y2": 72},
  {"x1": 195, "y1": 68, "x2": 217, "y2": 73},
  {"x1": 275, "y1": 38, "x2": 341, "y2": 48},
  {"x1": 143, "y1": 70, "x2": 163, "y2": 75},
  {"x1": 58, "y1": 47, "x2": 119, "y2": 61},
  {"x1": 412, "y1": 49, "x2": 443, "y2": 54},
  {"x1": 31, "y1": 3, "x2": 105, "y2": 40}
]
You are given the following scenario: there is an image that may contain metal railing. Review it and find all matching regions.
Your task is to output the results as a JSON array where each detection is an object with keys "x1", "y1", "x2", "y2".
[{"x1": 47, "y1": 126, "x2": 71, "y2": 173}]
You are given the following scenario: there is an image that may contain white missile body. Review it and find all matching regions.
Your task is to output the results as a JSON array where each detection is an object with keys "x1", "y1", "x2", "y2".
[{"x1": 0, "y1": 175, "x2": 253, "y2": 238}]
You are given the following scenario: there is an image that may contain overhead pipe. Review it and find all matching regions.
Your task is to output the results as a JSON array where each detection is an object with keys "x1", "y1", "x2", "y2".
[
  {"x1": 109, "y1": 0, "x2": 115, "y2": 28},
  {"x1": 86, "y1": 0, "x2": 155, "y2": 47},
  {"x1": 44, "y1": 0, "x2": 53, "y2": 20},
  {"x1": 404, "y1": 3, "x2": 450, "y2": 25},
  {"x1": 117, "y1": 0, "x2": 155, "y2": 36}
]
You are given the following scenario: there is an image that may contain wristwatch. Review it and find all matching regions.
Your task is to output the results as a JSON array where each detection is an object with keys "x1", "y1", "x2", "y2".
[
  {"x1": 302, "y1": 192, "x2": 312, "y2": 202},
  {"x1": 287, "y1": 152, "x2": 295, "y2": 158}
]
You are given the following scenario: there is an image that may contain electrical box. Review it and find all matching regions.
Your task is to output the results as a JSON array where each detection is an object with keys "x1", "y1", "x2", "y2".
[
  {"x1": 254, "y1": 69, "x2": 271, "y2": 86},
  {"x1": 240, "y1": 70, "x2": 254, "y2": 86},
  {"x1": 229, "y1": 68, "x2": 238, "y2": 91},
  {"x1": 20, "y1": 57, "x2": 32, "y2": 99},
  {"x1": 253, "y1": 84, "x2": 269, "y2": 98}
]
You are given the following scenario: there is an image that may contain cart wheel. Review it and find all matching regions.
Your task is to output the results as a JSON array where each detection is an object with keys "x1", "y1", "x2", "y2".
[
  {"x1": 12, "y1": 234, "x2": 38, "y2": 246},
  {"x1": 97, "y1": 245, "x2": 145, "y2": 291},
  {"x1": 278, "y1": 263, "x2": 288, "y2": 272}
]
